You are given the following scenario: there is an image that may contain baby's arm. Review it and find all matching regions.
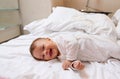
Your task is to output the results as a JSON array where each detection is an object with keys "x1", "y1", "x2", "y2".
[
  {"x1": 62, "y1": 60, "x2": 85, "y2": 70},
  {"x1": 62, "y1": 60, "x2": 72, "y2": 70},
  {"x1": 70, "y1": 60, "x2": 85, "y2": 70}
]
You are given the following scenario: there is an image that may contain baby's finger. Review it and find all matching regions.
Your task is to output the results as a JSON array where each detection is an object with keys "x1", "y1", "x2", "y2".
[{"x1": 62, "y1": 64, "x2": 68, "y2": 70}]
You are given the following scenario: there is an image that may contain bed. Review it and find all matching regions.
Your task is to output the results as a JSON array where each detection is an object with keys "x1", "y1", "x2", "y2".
[{"x1": 0, "y1": 6, "x2": 120, "y2": 79}]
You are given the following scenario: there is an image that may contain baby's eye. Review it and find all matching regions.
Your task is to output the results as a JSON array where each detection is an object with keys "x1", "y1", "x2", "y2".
[{"x1": 42, "y1": 45, "x2": 44, "y2": 50}]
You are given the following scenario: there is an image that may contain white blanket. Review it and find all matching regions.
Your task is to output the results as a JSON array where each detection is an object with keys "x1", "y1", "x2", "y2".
[{"x1": 45, "y1": 13, "x2": 117, "y2": 40}]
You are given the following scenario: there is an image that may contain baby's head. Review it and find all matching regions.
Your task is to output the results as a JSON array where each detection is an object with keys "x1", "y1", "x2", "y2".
[{"x1": 30, "y1": 38, "x2": 60, "y2": 61}]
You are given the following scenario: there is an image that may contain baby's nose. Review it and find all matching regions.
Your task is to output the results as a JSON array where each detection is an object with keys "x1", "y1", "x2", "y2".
[{"x1": 44, "y1": 49, "x2": 49, "y2": 55}]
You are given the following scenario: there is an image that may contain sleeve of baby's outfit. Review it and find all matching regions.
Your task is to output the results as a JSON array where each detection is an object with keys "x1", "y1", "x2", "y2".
[{"x1": 66, "y1": 39, "x2": 79, "y2": 61}]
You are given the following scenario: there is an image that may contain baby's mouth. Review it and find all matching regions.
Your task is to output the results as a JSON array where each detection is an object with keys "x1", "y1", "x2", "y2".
[{"x1": 49, "y1": 49, "x2": 53, "y2": 57}]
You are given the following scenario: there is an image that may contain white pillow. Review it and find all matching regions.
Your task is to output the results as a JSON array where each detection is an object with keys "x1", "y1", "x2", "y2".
[
  {"x1": 47, "y1": 6, "x2": 82, "y2": 24},
  {"x1": 116, "y1": 21, "x2": 120, "y2": 39},
  {"x1": 111, "y1": 9, "x2": 120, "y2": 26}
]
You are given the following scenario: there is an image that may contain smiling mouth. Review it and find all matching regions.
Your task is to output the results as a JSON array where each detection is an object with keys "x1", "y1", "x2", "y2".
[{"x1": 49, "y1": 49, "x2": 53, "y2": 57}]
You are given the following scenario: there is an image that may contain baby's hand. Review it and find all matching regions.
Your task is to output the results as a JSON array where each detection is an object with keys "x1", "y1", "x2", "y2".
[
  {"x1": 62, "y1": 60, "x2": 72, "y2": 70},
  {"x1": 71, "y1": 60, "x2": 85, "y2": 70}
]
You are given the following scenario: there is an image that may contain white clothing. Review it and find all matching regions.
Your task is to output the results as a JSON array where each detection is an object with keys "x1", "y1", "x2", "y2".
[{"x1": 50, "y1": 32, "x2": 120, "y2": 62}]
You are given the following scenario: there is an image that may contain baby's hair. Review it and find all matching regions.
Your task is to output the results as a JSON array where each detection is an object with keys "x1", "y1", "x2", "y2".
[{"x1": 30, "y1": 38, "x2": 46, "y2": 60}]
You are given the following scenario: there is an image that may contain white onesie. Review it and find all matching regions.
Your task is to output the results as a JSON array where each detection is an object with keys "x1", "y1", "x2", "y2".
[{"x1": 50, "y1": 32, "x2": 120, "y2": 62}]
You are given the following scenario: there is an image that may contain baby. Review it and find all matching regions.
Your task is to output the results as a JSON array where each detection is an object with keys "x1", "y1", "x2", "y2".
[
  {"x1": 29, "y1": 31, "x2": 120, "y2": 70},
  {"x1": 30, "y1": 37, "x2": 85, "y2": 70}
]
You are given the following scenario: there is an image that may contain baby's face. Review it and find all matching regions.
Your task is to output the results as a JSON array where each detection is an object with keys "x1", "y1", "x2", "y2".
[{"x1": 33, "y1": 38, "x2": 59, "y2": 61}]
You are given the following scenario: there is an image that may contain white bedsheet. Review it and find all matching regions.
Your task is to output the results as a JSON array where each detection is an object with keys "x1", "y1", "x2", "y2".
[{"x1": 0, "y1": 34, "x2": 120, "y2": 79}]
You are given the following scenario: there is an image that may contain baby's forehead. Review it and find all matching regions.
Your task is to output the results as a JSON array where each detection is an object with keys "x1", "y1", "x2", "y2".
[
  {"x1": 33, "y1": 40, "x2": 41, "y2": 46},
  {"x1": 34, "y1": 38, "x2": 46, "y2": 46}
]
